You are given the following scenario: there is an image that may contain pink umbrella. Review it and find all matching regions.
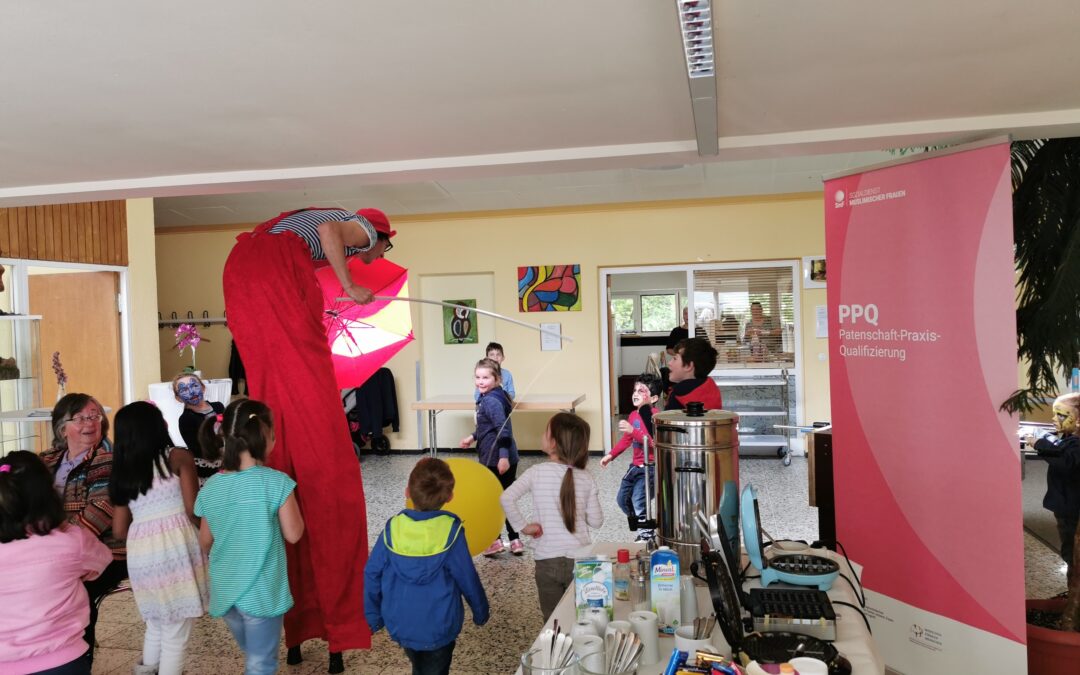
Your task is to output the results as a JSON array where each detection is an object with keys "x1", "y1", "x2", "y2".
[{"x1": 314, "y1": 257, "x2": 414, "y2": 389}]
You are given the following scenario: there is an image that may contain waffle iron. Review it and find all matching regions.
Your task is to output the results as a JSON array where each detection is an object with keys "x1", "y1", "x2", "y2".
[
  {"x1": 691, "y1": 537, "x2": 850, "y2": 675},
  {"x1": 740, "y1": 484, "x2": 839, "y2": 591}
]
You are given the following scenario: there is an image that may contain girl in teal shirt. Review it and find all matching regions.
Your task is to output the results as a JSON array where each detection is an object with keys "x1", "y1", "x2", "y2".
[{"x1": 194, "y1": 399, "x2": 305, "y2": 675}]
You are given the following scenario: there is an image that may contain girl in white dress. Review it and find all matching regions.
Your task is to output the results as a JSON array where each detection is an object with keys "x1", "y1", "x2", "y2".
[{"x1": 110, "y1": 402, "x2": 208, "y2": 675}]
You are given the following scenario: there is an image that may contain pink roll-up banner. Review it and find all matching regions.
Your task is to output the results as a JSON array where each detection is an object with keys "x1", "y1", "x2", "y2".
[{"x1": 824, "y1": 139, "x2": 1025, "y2": 672}]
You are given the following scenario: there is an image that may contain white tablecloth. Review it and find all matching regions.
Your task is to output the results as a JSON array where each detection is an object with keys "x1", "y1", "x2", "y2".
[{"x1": 519, "y1": 542, "x2": 884, "y2": 674}]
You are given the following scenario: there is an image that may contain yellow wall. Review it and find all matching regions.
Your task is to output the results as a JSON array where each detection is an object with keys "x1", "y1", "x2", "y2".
[
  {"x1": 155, "y1": 226, "x2": 235, "y2": 382},
  {"x1": 154, "y1": 193, "x2": 833, "y2": 451},
  {"x1": 125, "y1": 199, "x2": 164, "y2": 398}
]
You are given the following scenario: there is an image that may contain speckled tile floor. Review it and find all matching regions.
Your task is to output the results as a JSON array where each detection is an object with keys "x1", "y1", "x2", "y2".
[{"x1": 92, "y1": 453, "x2": 1068, "y2": 674}]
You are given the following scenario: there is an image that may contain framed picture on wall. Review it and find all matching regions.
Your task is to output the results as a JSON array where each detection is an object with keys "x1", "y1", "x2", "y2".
[
  {"x1": 443, "y1": 299, "x2": 478, "y2": 344},
  {"x1": 518, "y1": 264, "x2": 582, "y2": 312},
  {"x1": 802, "y1": 255, "x2": 827, "y2": 289}
]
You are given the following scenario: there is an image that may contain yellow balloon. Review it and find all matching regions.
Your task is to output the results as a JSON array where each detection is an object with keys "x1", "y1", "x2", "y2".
[{"x1": 405, "y1": 457, "x2": 505, "y2": 557}]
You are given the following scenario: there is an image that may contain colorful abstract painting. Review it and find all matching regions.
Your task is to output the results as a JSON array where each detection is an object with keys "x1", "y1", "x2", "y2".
[
  {"x1": 443, "y1": 299, "x2": 478, "y2": 344},
  {"x1": 518, "y1": 265, "x2": 582, "y2": 312}
]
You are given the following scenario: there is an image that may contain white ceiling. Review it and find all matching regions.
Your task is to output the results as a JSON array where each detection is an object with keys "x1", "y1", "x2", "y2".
[{"x1": 1, "y1": 1, "x2": 1079, "y2": 224}]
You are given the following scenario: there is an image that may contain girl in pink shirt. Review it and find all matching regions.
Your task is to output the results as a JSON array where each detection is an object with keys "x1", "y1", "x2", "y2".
[{"x1": 0, "y1": 451, "x2": 112, "y2": 675}]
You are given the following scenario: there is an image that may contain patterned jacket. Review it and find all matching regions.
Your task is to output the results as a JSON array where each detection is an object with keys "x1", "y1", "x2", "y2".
[{"x1": 41, "y1": 440, "x2": 125, "y2": 559}]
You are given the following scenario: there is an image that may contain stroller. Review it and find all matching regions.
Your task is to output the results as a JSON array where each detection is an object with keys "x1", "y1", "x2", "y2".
[{"x1": 342, "y1": 367, "x2": 399, "y2": 457}]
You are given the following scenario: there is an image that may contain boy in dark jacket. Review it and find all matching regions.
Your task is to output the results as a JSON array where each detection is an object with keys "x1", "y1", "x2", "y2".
[
  {"x1": 364, "y1": 458, "x2": 489, "y2": 675},
  {"x1": 1026, "y1": 392, "x2": 1080, "y2": 583},
  {"x1": 665, "y1": 337, "x2": 723, "y2": 411}
]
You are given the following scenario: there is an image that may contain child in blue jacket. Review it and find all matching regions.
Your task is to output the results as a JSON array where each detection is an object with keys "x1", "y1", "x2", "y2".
[
  {"x1": 460, "y1": 357, "x2": 521, "y2": 556},
  {"x1": 364, "y1": 457, "x2": 489, "y2": 675}
]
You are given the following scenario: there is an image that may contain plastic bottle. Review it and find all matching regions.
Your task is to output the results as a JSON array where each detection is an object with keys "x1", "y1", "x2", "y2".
[{"x1": 614, "y1": 548, "x2": 631, "y2": 601}]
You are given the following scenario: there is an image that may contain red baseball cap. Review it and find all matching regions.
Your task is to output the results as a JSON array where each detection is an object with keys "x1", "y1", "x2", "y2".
[{"x1": 356, "y1": 208, "x2": 396, "y2": 238}]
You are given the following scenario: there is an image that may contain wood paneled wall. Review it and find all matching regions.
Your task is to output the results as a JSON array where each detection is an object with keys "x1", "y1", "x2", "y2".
[{"x1": 0, "y1": 201, "x2": 128, "y2": 265}]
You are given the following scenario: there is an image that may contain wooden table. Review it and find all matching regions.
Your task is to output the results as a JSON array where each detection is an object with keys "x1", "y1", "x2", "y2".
[{"x1": 410, "y1": 393, "x2": 586, "y2": 456}]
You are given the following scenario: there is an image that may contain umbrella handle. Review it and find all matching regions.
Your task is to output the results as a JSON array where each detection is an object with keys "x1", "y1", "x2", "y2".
[{"x1": 336, "y1": 296, "x2": 574, "y2": 343}]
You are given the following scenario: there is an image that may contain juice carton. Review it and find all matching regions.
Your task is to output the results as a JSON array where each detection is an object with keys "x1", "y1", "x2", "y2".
[
  {"x1": 574, "y1": 556, "x2": 614, "y2": 620},
  {"x1": 650, "y1": 546, "x2": 681, "y2": 634}
]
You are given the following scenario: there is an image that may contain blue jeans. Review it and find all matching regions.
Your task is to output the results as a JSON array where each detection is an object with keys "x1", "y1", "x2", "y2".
[
  {"x1": 222, "y1": 607, "x2": 284, "y2": 675},
  {"x1": 402, "y1": 640, "x2": 456, "y2": 675},
  {"x1": 616, "y1": 465, "x2": 653, "y2": 523}
]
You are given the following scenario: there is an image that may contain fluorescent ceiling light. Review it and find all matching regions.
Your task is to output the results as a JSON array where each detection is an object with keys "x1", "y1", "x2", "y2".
[
  {"x1": 678, "y1": 0, "x2": 714, "y2": 78},
  {"x1": 676, "y1": 0, "x2": 718, "y2": 155}
]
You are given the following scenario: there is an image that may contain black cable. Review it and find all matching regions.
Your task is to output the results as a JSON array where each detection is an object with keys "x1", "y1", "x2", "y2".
[
  {"x1": 838, "y1": 573, "x2": 863, "y2": 608},
  {"x1": 833, "y1": 600, "x2": 872, "y2": 635},
  {"x1": 833, "y1": 540, "x2": 866, "y2": 607},
  {"x1": 812, "y1": 539, "x2": 866, "y2": 607}
]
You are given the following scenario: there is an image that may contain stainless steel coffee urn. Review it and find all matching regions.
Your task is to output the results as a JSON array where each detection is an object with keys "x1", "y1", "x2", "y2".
[{"x1": 653, "y1": 406, "x2": 739, "y2": 570}]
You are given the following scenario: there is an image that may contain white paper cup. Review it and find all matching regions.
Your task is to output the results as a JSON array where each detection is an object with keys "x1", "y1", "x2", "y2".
[
  {"x1": 584, "y1": 606, "x2": 609, "y2": 635},
  {"x1": 570, "y1": 620, "x2": 598, "y2": 639},
  {"x1": 572, "y1": 634, "x2": 605, "y2": 674},
  {"x1": 605, "y1": 619, "x2": 632, "y2": 638},
  {"x1": 628, "y1": 610, "x2": 660, "y2": 665},
  {"x1": 674, "y1": 624, "x2": 717, "y2": 655}
]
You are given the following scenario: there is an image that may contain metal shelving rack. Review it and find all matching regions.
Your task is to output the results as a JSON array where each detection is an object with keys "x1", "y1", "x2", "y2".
[
  {"x1": 710, "y1": 367, "x2": 792, "y2": 465},
  {"x1": 0, "y1": 315, "x2": 45, "y2": 456}
]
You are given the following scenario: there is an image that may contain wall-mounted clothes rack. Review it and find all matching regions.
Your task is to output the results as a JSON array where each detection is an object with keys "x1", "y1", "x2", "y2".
[{"x1": 158, "y1": 311, "x2": 229, "y2": 328}]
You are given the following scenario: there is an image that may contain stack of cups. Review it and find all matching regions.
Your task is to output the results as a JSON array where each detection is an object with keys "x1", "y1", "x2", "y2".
[
  {"x1": 572, "y1": 635, "x2": 605, "y2": 673},
  {"x1": 628, "y1": 610, "x2": 660, "y2": 665}
]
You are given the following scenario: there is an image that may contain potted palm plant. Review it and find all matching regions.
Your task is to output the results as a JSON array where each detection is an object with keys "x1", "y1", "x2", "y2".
[{"x1": 1004, "y1": 137, "x2": 1080, "y2": 671}]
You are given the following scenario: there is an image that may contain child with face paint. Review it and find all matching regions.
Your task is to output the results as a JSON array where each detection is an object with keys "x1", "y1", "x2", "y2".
[
  {"x1": 1026, "y1": 392, "x2": 1080, "y2": 582},
  {"x1": 600, "y1": 372, "x2": 661, "y2": 541},
  {"x1": 173, "y1": 373, "x2": 225, "y2": 486}
]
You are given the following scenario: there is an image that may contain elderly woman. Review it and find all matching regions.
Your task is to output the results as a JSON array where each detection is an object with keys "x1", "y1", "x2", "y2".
[
  {"x1": 42, "y1": 392, "x2": 127, "y2": 669},
  {"x1": 223, "y1": 207, "x2": 396, "y2": 672}
]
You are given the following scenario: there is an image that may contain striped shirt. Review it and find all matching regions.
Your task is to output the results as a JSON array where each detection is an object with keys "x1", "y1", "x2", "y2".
[
  {"x1": 194, "y1": 465, "x2": 295, "y2": 618},
  {"x1": 267, "y1": 208, "x2": 377, "y2": 261},
  {"x1": 500, "y1": 462, "x2": 603, "y2": 561}
]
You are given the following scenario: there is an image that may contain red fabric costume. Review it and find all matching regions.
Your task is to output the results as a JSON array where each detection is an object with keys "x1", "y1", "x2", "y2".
[{"x1": 223, "y1": 214, "x2": 370, "y2": 651}]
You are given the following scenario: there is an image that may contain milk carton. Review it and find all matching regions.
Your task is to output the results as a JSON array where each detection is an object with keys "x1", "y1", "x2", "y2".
[
  {"x1": 574, "y1": 556, "x2": 614, "y2": 620},
  {"x1": 650, "y1": 546, "x2": 681, "y2": 634}
]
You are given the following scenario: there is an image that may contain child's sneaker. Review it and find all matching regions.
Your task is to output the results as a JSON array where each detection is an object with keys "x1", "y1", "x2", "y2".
[
  {"x1": 634, "y1": 529, "x2": 654, "y2": 543},
  {"x1": 482, "y1": 538, "x2": 505, "y2": 557},
  {"x1": 509, "y1": 539, "x2": 525, "y2": 555}
]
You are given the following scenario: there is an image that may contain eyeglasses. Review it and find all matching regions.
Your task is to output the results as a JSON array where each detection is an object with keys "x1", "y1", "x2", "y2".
[
  {"x1": 69, "y1": 413, "x2": 103, "y2": 424},
  {"x1": 382, "y1": 240, "x2": 393, "y2": 253}
]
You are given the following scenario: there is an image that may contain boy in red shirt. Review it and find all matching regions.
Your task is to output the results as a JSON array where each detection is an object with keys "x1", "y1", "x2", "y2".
[
  {"x1": 665, "y1": 338, "x2": 722, "y2": 411},
  {"x1": 601, "y1": 373, "x2": 661, "y2": 541}
]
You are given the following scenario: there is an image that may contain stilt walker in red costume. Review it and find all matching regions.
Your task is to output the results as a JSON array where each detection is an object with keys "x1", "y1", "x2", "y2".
[{"x1": 222, "y1": 207, "x2": 395, "y2": 673}]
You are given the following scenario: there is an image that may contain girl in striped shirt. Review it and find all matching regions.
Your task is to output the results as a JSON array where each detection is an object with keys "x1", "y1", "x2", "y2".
[
  {"x1": 194, "y1": 399, "x2": 305, "y2": 675},
  {"x1": 500, "y1": 413, "x2": 604, "y2": 619}
]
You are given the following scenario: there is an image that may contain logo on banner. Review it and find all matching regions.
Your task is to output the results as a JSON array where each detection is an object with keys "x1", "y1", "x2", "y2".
[
  {"x1": 842, "y1": 185, "x2": 907, "y2": 208},
  {"x1": 909, "y1": 623, "x2": 943, "y2": 652}
]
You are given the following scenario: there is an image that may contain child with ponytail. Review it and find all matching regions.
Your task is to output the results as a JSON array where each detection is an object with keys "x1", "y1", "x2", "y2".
[
  {"x1": 194, "y1": 399, "x2": 305, "y2": 675},
  {"x1": 499, "y1": 412, "x2": 603, "y2": 619}
]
